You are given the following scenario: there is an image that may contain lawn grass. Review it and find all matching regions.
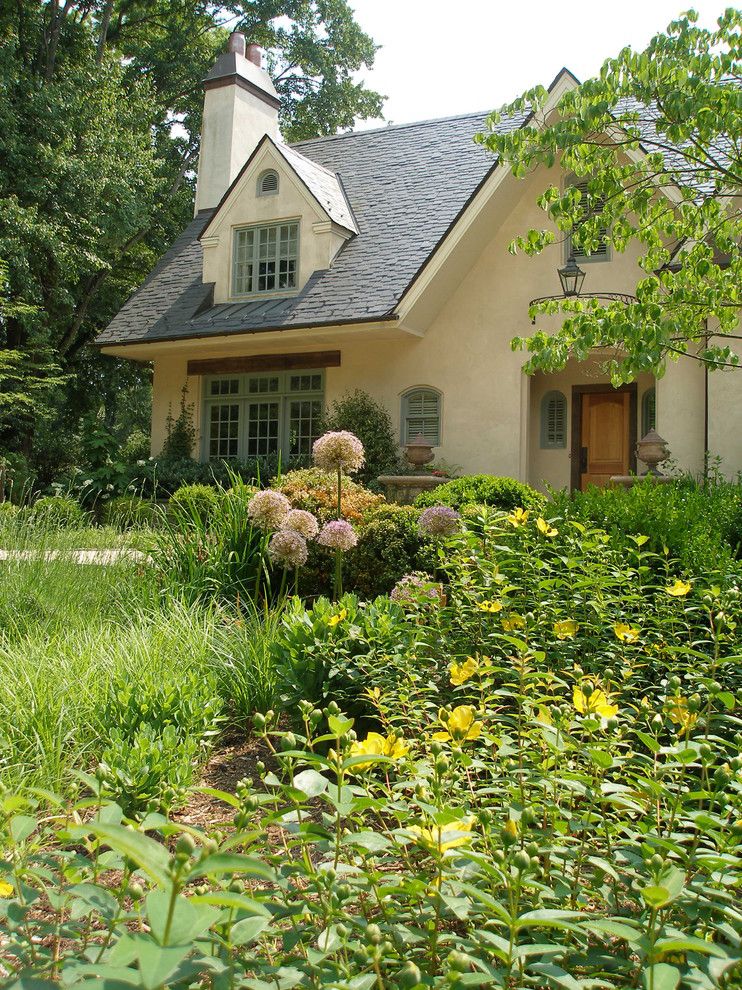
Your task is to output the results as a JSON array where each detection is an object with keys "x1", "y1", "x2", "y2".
[{"x1": 0, "y1": 522, "x2": 282, "y2": 798}]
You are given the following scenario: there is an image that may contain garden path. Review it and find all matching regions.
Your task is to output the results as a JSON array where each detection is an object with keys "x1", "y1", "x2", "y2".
[{"x1": 0, "y1": 548, "x2": 151, "y2": 565}]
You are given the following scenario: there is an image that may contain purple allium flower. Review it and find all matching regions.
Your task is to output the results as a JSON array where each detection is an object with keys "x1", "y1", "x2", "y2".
[
  {"x1": 247, "y1": 489, "x2": 291, "y2": 531},
  {"x1": 312, "y1": 431, "x2": 365, "y2": 474},
  {"x1": 390, "y1": 572, "x2": 443, "y2": 605},
  {"x1": 267, "y1": 529, "x2": 308, "y2": 568},
  {"x1": 317, "y1": 519, "x2": 358, "y2": 552},
  {"x1": 283, "y1": 508, "x2": 319, "y2": 540},
  {"x1": 418, "y1": 505, "x2": 460, "y2": 538}
]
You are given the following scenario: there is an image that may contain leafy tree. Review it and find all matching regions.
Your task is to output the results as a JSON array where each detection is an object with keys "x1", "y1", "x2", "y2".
[
  {"x1": 478, "y1": 8, "x2": 741, "y2": 382},
  {"x1": 321, "y1": 389, "x2": 401, "y2": 485},
  {"x1": 0, "y1": 2, "x2": 383, "y2": 455}
]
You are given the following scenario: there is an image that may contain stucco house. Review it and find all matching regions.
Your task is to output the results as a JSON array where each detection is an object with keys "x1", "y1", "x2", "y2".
[{"x1": 97, "y1": 33, "x2": 741, "y2": 491}]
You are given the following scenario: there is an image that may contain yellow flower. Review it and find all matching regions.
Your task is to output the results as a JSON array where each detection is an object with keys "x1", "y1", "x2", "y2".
[
  {"x1": 507, "y1": 507, "x2": 530, "y2": 527},
  {"x1": 573, "y1": 685, "x2": 619, "y2": 719},
  {"x1": 0, "y1": 880, "x2": 13, "y2": 898},
  {"x1": 503, "y1": 818, "x2": 519, "y2": 840},
  {"x1": 407, "y1": 818, "x2": 475, "y2": 852},
  {"x1": 501, "y1": 614, "x2": 526, "y2": 632},
  {"x1": 536, "y1": 517, "x2": 558, "y2": 538},
  {"x1": 450, "y1": 657, "x2": 478, "y2": 686},
  {"x1": 327, "y1": 607, "x2": 348, "y2": 627},
  {"x1": 665, "y1": 579, "x2": 692, "y2": 597},
  {"x1": 614, "y1": 622, "x2": 640, "y2": 643},
  {"x1": 667, "y1": 697, "x2": 698, "y2": 736},
  {"x1": 349, "y1": 731, "x2": 409, "y2": 769},
  {"x1": 553, "y1": 619, "x2": 579, "y2": 639},
  {"x1": 477, "y1": 599, "x2": 502, "y2": 613},
  {"x1": 432, "y1": 705, "x2": 482, "y2": 743}
]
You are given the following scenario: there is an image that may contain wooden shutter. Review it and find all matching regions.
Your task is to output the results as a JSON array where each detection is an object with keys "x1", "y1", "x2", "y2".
[
  {"x1": 404, "y1": 389, "x2": 440, "y2": 445},
  {"x1": 571, "y1": 179, "x2": 608, "y2": 258},
  {"x1": 541, "y1": 391, "x2": 567, "y2": 448}
]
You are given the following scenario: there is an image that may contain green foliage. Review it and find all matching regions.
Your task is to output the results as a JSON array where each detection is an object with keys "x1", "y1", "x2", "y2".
[
  {"x1": 345, "y1": 504, "x2": 425, "y2": 597},
  {"x1": 550, "y1": 477, "x2": 742, "y2": 574},
  {"x1": 321, "y1": 389, "x2": 401, "y2": 485},
  {"x1": 160, "y1": 387, "x2": 196, "y2": 461},
  {"x1": 416, "y1": 474, "x2": 544, "y2": 512},
  {"x1": 152, "y1": 476, "x2": 268, "y2": 606},
  {"x1": 98, "y1": 670, "x2": 223, "y2": 816},
  {"x1": 100, "y1": 495, "x2": 160, "y2": 530},
  {"x1": 119, "y1": 427, "x2": 151, "y2": 463},
  {"x1": 478, "y1": 10, "x2": 742, "y2": 380},
  {"x1": 29, "y1": 494, "x2": 88, "y2": 529},
  {"x1": 169, "y1": 483, "x2": 223, "y2": 527},
  {"x1": 128, "y1": 454, "x2": 293, "y2": 499}
]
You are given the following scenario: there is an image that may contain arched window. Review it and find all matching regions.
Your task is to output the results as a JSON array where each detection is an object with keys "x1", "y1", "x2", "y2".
[
  {"x1": 401, "y1": 387, "x2": 441, "y2": 446},
  {"x1": 642, "y1": 387, "x2": 656, "y2": 435},
  {"x1": 257, "y1": 169, "x2": 279, "y2": 196},
  {"x1": 540, "y1": 390, "x2": 567, "y2": 449}
]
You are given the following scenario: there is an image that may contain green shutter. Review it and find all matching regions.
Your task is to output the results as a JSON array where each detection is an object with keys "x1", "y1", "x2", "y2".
[
  {"x1": 642, "y1": 388, "x2": 656, "y2": 435},
  {"x1": 403, "y1": 389, "x2": 440, "y2": 445},
  {"x1": 540, "y1": 391, "x2": 567, "y2": 448}
]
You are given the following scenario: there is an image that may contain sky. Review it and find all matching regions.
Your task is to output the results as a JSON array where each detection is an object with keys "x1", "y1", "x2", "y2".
[{"x1": 348, "y1": 0, "x2": 727, "y2": 128}]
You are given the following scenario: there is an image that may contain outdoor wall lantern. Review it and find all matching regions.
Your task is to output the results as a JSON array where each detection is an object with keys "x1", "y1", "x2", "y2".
[{"x1": 557, "y1": 254, "x2": 586, "y2": 298}]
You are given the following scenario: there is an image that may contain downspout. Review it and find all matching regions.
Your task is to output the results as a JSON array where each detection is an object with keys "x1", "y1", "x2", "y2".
[{"x1": 703, "y1": 318, "x2": 709, "y2": 483}]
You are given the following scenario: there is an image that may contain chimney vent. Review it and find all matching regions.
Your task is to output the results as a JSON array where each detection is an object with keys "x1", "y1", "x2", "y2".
[
  {"x1": 227, "y1": 31, "x2": 246, "y2": 56},
  {"x1": 246, "y1": 43, "x2": 262, "y2": 67}
]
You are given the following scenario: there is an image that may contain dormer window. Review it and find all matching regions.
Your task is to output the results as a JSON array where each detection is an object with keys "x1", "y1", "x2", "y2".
[
  {"x1": 257, "y1": 169, "x2": 279, "y2": 196},
  {"x1": 232, "y1": 221, "x2": 299, "y2": 296}
]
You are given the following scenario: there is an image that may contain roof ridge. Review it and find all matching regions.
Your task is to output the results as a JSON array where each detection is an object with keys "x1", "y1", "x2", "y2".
[{"x1": 291, "y1": 108, "x2": 492, "y2": 147}]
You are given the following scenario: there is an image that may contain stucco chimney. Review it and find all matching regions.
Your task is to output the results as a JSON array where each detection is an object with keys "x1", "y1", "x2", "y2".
[{"x1": 194, "y1": 32, "x2": 280, "y2": 214}]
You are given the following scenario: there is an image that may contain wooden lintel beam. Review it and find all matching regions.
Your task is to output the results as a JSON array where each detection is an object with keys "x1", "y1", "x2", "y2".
[{"x1": 187, "y1": 351, "x2": 341, "y2": 377}]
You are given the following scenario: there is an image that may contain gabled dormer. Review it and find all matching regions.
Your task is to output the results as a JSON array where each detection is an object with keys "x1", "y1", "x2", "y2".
[{"x1": 199, "y1": 135, "x2": 357, "y2": 304}]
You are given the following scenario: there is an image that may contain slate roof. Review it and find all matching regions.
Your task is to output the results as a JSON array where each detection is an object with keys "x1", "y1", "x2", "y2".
[
  {"x1": 276, "y1": 143, "x2": 358, "y2": 233},
  {"x1": 97, "y1": 107, "x2": 529, "y2": 347}
]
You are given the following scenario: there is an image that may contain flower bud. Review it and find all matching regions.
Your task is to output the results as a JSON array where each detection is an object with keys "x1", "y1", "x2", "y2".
[
  {"x1": 175, "y1": 833, "x2": 196, "y2": 857},
  {"x1": 398, "y1": 961, "x2": 422, "y2": 988},
  {"x1": 514, "y1": 850, "x2": 531, "y2": 872},
  {"x1": 366, "y1": 923, "x2": 382, "y2": 945}
]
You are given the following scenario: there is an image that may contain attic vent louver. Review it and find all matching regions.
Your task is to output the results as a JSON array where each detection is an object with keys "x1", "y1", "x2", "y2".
[{"x1": 258, "y1": 169, "x2": 279, "y2": 196}]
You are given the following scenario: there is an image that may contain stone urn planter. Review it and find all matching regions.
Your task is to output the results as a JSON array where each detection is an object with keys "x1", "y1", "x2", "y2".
[
  {"x1": 635, "y1": 429, "x2": 670, "y2": 475},
  {"x1": 403, "y1": 434, "x2": 435, "y2": 470}
]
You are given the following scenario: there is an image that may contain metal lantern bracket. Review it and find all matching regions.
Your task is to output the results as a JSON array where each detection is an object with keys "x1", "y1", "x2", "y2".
[{"x1": 528, "y1": 254, "x2": 638, "y2": 324}]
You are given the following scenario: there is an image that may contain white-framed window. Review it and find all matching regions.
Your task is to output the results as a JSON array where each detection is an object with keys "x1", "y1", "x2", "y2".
[
  {"x1": 401, "y1": 387, "x2": 441, "y2": 446},
  {"x1": 257, "y1": 169, "x2": 279, "y2": 196},
  {"x1": 203, "y1": 371, "x2": 324, "y2": 461},
  {"x1": 566, "y1": 177, "x2": 609, "y2": 262},
  {"x1": 232, "y1": 221, "x2": 299, "y2": 296},
  {"x1": 540, "y1": 390, "x2": 568, "y2": 449}
]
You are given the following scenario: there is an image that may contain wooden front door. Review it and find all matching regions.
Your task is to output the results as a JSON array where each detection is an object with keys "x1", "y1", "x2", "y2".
[{"x1": 573, "y1": 387, "x2": 636, "y2": 490}]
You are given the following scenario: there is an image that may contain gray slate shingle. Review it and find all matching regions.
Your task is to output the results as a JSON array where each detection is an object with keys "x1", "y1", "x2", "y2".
[{"x1": 97, "y1": 109, "x2": 527, "y2": 347}]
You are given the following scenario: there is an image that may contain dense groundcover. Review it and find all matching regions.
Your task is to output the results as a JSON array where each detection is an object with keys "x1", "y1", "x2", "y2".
[{"x1": 1, "y1": 502, "x2": 741, "y2": 989}]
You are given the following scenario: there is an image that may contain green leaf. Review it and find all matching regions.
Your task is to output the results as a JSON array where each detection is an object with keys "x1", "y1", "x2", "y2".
[
  {"x1": 10, "y1": 815, "x2": 37, "y2": 843},
  {"x1": 136, "y1": 939, "x2": 192, "y2": 990},
  {"x1": 146, "y1": 889, "x2": 219, "y2": 946},
  {"x1": 188, "y1": 853, "x2": 274, "y2": 882},
  {"x1": 642, "y1": 963, "x2": 680, "y2": 990},
  {"x1": 328, "y1": 714, "x2": 354, "y2": 735},
  {"x1": 641, "y1": 885, "x2": 671, "y2": 909},
  {"x1": 292, "y1": 769, "x2": 328, "y2": 798},
  {"x1": 77, "y1": 822, "x2": 172, "y2": 888},
  {"x1": 230, "y1": 915, "x2": 270, "y2": 946}
]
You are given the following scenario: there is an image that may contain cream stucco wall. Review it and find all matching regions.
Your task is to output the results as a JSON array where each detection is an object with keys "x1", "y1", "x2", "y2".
[{"x1": 143, "y1": 164, "x2": 722, "y2": 485}]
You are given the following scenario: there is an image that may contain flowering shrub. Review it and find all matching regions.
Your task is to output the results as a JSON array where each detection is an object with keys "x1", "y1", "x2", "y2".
[{"x1": 275, "y1": 467, "x2": 383, "y2": 523}]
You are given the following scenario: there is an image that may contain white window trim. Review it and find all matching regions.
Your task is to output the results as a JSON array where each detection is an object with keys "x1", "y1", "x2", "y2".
[
  {"x1": 400, "y1": 386, "x2": 443, "y2": 447},
  {"x1": 201, "y1": 370, "x2": 324, "y2": 462},
  {"x1": 231, "y1": 219, "x2": 301, "y2": 300}
]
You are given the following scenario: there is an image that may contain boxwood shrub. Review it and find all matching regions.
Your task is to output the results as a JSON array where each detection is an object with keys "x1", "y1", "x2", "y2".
[{"x1": 416, "y1": 474, "x2": 544, "y2": 513}]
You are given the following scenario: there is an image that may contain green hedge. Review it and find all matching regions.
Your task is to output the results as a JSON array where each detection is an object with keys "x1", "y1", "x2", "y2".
[{"x1": 416, "y1": 474, "x2": 544, "y2": 513}]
